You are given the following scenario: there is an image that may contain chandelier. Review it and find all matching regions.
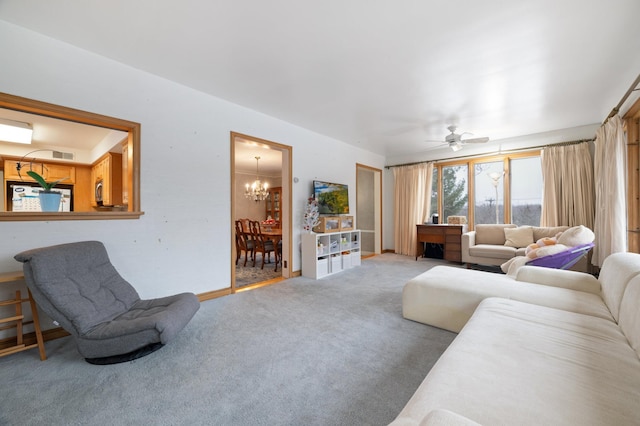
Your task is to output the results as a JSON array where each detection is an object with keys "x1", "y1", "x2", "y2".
[{"x1": 244, "y1": 156, "x2": 269, "y2": 202}]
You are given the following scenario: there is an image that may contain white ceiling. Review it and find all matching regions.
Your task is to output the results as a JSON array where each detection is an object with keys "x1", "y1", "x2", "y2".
[
  {"x1": 0, "y1": 108, "x2": 114, "y2": 151},
  {"x1": 235, "y1": 139, "x2": 283, "y2": 176},
  {"x1": 0, "y1": 107, "x2": 128, "y2": 164},
  {"x1": 1, "y1": 1, "x2": 640, "y2": 167}
]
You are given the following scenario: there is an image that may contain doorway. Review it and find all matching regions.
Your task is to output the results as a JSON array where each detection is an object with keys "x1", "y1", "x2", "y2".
[
  {"x1": 356, "y1": 164, "x2": 382, "y2": 257},
  {"x1": 231, "y1": 132, "x2": 292, "y2": 292}
]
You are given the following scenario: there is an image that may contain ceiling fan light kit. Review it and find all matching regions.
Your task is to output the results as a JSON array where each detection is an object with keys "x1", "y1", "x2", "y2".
[{"x1": 430, "y1": 125, "x2": 490, "y2": 151}]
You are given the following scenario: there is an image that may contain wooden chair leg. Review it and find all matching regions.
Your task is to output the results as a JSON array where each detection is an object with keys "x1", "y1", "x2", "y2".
[{"x1": 28, "y1": 290, "x2": 46, "y2": 361}]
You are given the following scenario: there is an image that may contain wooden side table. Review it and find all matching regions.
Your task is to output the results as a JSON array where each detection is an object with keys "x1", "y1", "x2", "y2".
[
  {"x1": 416, "y1": 224, "x2": 468, "y2": 263},
  {"x1": 0, "y1": 271, "x2": 46, "y2": 360}
]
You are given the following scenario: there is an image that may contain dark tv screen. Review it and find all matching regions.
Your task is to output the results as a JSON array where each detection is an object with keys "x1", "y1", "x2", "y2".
[{"x1": 313, "y1": 180, "x2": 349, "y2": 214}]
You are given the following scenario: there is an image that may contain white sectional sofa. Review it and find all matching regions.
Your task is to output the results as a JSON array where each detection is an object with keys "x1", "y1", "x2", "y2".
[{"x1": 392, "y1": 253, "x2": 640, "y2": 425}]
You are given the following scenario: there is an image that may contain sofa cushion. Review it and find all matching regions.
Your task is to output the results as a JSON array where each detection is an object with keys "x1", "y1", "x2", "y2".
[
  {"x1": 475, "y1": 224, "x2": 516, "y2": 245},
  {"x1": 618, "y1": 275, "x2": 640, "y2": 358},
  {"x1": 515, "y1": 266, "x2": 601, "y2": 294},
  {"x1": 394, "y1": 298, "x2": 640, "y2": 425},
  {"x1": 598, "y1": 252, "x2": 640, "y2": 322},
  {"x1": 421, "y1": 409, "x2": 482, "y2": 426},
  {"x1": 402, "y1": 266, "x2": 613, "y2": 333},
  {"x1": 468, "y1": 244, "x2": 516, "y2": 259},
  {"x1": 532, "y1": 226, "x2": 568, "y2": 241},
  {"x1": 504, "y1": 226, "x2": 534, "y2": 248}
]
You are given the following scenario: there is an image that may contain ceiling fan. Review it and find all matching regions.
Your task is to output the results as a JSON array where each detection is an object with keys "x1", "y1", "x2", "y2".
[{"x1": 432, "y1": 125, "x2": 490, "y2": 151}]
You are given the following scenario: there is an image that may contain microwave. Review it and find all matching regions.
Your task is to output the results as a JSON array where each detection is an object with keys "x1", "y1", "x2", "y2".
[{"x1": 95, "y1": 179, "x2": 103, "y2": 206}]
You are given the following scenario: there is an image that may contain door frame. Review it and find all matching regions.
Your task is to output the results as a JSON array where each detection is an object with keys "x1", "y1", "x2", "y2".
[
  {"x1": 356, "y1": 163, "x2": 383, "y2": 256},
  {"x1": 230, "y1": 132, "x2": 292, "y2": 292}
]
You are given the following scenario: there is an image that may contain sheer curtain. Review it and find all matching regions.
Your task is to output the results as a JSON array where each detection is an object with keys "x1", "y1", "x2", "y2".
[
  {"x1": 392, "y1": 162, "x2": 433, "y2": 256},
  {"x1": 592, "y1": 115, "x2": 627, "y2": 267},
  {"x1": 540, "y1": 142, "x2": 594, "y2": 229}
]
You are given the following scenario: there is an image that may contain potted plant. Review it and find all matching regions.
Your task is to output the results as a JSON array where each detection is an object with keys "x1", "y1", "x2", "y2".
[{"x1": 26, "y1": 170, "x2": 67, "y2": 212}]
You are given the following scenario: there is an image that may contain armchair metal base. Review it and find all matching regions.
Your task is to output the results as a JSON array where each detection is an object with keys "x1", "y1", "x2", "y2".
[{"x1": 85, "y1": 342, "x2": 164, "y2": 365}]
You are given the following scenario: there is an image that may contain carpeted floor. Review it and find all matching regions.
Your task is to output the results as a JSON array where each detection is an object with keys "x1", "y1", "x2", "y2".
[{"x1": 0, "y1": 254, "x2": 457, "y2": 426}]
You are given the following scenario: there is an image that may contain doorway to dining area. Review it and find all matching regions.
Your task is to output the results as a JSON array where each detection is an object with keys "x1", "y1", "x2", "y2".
[{"x1": 231, "y1": 133, "x2": 291, "y2": 291}]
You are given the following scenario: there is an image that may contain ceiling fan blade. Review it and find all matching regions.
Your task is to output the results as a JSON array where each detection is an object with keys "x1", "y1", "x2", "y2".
[{"x1": 462, "y1": 137, "x2": 489, "y2": 144}]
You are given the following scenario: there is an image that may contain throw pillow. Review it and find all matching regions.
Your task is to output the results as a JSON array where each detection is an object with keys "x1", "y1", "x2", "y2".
[
  {"x1": 557, "y1": 225, "x2": 595, "y2": 247},
  {"x1": 476, "y1": 224, "x2": 516, "y2": 245},
  {"x1": 504, "y1": 227, "x2": 534, "y2": 248}
]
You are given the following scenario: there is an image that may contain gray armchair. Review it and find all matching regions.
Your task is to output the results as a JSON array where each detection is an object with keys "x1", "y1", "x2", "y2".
[{"x1": 15, "y1": 241, "x2": 200, "y2": 364}]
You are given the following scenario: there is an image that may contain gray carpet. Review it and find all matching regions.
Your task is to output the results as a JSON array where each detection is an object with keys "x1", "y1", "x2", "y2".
[{"x1": 0, "y1": 254, "x2": 456, "y2": 426}]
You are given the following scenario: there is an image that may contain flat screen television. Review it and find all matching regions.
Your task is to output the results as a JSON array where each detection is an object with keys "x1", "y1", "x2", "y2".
[{"x1": 313, "y1": 180, "x2": 349, "y2": 215}]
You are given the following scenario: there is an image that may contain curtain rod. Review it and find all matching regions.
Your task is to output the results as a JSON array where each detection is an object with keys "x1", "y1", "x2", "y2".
[
  {"x1": 385, "y1": 138, "x2": 594, "y2": 169},
  {"x1": 604, "y1": 72, "x2": 640, "y2": 124}
]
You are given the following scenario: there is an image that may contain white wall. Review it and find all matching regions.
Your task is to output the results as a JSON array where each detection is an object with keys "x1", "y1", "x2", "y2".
[{"x1": 0, "y1": 20, "x2": 385, "y2": 300}]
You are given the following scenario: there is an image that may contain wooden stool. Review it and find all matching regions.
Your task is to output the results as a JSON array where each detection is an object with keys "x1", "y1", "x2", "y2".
[{"x1": 0, "y1": 272, "x2": 46, "y2": 360}]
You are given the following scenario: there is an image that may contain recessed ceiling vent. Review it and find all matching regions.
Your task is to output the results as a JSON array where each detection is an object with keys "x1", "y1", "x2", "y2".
[{"x1": 52, "y1": 150, "x2": 74, "y2": 160}]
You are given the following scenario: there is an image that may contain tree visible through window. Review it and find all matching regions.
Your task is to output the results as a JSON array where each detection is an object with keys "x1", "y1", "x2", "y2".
[
  {"x1": 430, "y1": 168, "x2": 438, "y2": 219},
  {"x1": 442, "y1": 165, "x2": 468, "y2": 222}
]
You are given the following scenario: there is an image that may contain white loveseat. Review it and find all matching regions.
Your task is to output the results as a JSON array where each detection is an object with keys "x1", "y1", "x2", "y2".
[
  {"x1": 461, "y1": 224, "x2": 568, "y2": 267},
  {"x1": 392, "y1": 253, "x2": 640, "y2": 425}
]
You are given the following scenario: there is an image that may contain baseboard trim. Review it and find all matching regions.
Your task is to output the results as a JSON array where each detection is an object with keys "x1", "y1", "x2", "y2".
[{"x1": 198, "y1": 288, "x2": 232, "y2": 302}]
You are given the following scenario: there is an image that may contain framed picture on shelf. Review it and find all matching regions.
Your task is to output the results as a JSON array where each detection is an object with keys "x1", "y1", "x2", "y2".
[
  {"x1": 340, "y1": 216, "x2": 354, "y2": 231},
  {"x1": 313, "y1": 216, "x2": 340, "y2": 233}
]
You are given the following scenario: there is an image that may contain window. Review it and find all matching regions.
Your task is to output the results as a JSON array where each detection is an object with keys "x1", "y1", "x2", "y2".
[
  {"x1": 510, "y1": 156, "x2": 542, "y2": 226},
  {"x1": 429, "y1": 168, "x2": 438, "y2": 219},
  {"x1": 441, "y1": 165, "x2": 468, "y2": 223},
  {"x1": 474, "y1": 161, "x2": 504, "y2": 224},
  {"x1": 430, "y1": 151, "x2": 541, "y2": 228},
  {"x1": 0, "y1": 92, "x2": 142, "y2": 221}
]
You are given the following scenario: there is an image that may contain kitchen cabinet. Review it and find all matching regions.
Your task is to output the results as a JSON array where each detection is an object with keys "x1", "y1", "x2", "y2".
[
  {"x1": 3, "y1": 159, "x2": 76, "y2": 184},
  {"x1": 122, "y1": 141, "x2": 130, "y2": 206},
  {"x1": 91, "y1": 153, "x2": 122, "y2": 207},
  {"x1": 265, "y1": 186, "x2": 281, "y2": 224}
]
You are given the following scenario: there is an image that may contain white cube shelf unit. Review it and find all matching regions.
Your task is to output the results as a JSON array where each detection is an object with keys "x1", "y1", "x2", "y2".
[{"x1": 302, "y1": 230, "x2": 361, "y2": 279}]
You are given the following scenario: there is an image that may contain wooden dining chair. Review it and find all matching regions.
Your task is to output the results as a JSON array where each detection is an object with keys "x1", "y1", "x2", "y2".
[
  {"x1": 235, "y1": 219, "x2": 254, "y2": 267},
  {"x1": 249, "y1": 220, "x2": 277, "y2": 271}
]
